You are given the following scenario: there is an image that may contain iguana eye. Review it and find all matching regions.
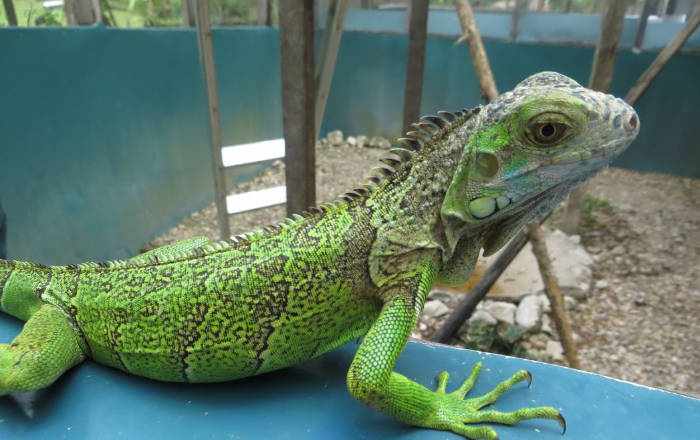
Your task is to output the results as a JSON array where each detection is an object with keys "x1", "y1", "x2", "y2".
[{"x1": 526, "y1": 113, "x2": 572, "y2": 146}]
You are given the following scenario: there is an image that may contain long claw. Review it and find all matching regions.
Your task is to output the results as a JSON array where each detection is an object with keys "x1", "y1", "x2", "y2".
[
  {"x1": 557, "y1": 413, "x2": 567, "y2": 435},
  {"x1": 524, "y1": 370, "x2": 533, "y2": 389}
]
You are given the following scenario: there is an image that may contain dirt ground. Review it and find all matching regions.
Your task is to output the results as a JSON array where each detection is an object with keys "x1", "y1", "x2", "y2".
[{"x1": 149, "y1": 142, "x2": 700, "y2": 398}]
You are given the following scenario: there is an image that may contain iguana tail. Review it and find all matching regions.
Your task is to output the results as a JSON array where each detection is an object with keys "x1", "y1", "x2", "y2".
[{"x1": 0, "y1": 259, "x2": 51, "y2": 321}]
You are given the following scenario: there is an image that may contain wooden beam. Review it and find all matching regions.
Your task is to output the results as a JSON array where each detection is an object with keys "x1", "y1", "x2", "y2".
[
  {"x1": 195, "y1": 0, "x2": 231, "y2": 240},
  {"x1": 64, "y1": 0, "x2": 98, "y2": 25},
  {"x1": 2, "y1": 0, "x2": 17, "y2": 26},
  {"x1": 456, "y1": 0, "x2": 499, "y2": 102},
  {"x1": 626, "y1": 6, "x2": 700, "y2": 105},
  {"x1": 633, "y1": 0, "x2": 657, "y2": 52},
  {"x1": 402, "y1": 0, "x2": 429, "y2": 133},
  {"x1": 257, "y1": 0, "x2": 272, "y2": 26},
  {"x1": 588, "y1": 0, "x2": 628, "y2": 92},
  {"x1": 182, "y1": 0, "x2": 195, "y2": 27},
  {"x1": 279, "y1": 1, "x2": 316, "y2": 215},
  {"x1": 510, "y1": 0, "x2": 528, "y2": 42},
  {"x1": 527, "y1": 224, "x2": 581, "y2": 369},
  {"x1": 315, "y1": 0, "x2": 349, "y2": 140}
]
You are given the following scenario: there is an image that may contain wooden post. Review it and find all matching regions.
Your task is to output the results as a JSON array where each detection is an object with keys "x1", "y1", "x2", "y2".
[
  {"x1": 257, "y1": 0, "x2": 271, "y2": 26},
  {"x1": 626, "y1": 6, "x2": 700, "y2": 105},
  {"x1": 527, "y1": 225, "x2": 581, "y2": 369},
  {"x1": 182, "y1": 0, "x2": 196, "y2": 26},
  {"x1": 633, "y1": 0, "x2": 657, "y2": 52},
  {"x1": 510, "y1": 0, "x2": 528, "y2": 42},
  {"x1": 279, "y1": 1, "x2": 317, "y2": 215},
  {"x1": 2, "y1": 0, "x2": 17, "y2": 26},
  {"x1": 588, "y1": 0, "x2": 628, "y2": 92},
  {"x1": 402, "y1": 0, "x2": 429, "y2": 133},
  {"x1": 195, "y1": 0, "x2": 231, "y2": 240},
  {"x1": 562, "y1": 0, "x2": 628, "y2": 234},
  {"x1": 315, "y1": 0, "x2": 349, "y2": 140},
  {"x1": 64, "y1": 0, "x2": 98, "y2": 25},
  {"x1": 456, "y1": 0, "x2": 499, "y2": 102}
]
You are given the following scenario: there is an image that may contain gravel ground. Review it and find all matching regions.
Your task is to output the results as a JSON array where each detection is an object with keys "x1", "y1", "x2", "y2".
[{"x1": 148, "y1": 140, "x2": 700, "y2": 397}]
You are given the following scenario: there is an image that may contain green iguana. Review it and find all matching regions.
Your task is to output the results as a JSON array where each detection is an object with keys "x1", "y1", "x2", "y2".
[{"x1": 0, "y1": 72, "x2": 638, "y2": 439}]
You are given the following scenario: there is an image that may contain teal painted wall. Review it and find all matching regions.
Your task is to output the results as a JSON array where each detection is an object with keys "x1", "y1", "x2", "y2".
[
  {"x1": 323, "y1": 32, "x2": 700, "y2": 178},
  {"x1": 0, "y1": 26, "x2": 282, "y2": 264},
  {"x1": 0, "y1": 26, "x2": 698, "y2": 263}
]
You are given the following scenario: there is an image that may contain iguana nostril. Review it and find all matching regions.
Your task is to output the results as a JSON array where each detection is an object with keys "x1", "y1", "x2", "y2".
[{"x1": 627, "y1": 114, "x2": 638, "y2": 131}]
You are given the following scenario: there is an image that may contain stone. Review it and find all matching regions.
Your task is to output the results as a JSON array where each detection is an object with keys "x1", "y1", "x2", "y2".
[
  {"x1": 458, "y1": 320, "x2": 497, "y2": 351},
  {"x1": 327, "y1": 130, "x2": 344, "y2": 146},
  {"x1": 515, "y1": 294, "x2": 542, "y2": 331},
  {"x1": 346, "y1": 136, "x2": 357, "y2": 147},
  {"x1": 422, "y1": 300, "x2": 450, "y2": 319},
  {"x1": 468, "y1": 309, "x2": 497, "y2": 326},
  {"x1": 482, "y1": 301, "x2": 516, "y2": 325},
  {"x1": 355, "y1": 135, "x2": 368, "y2": 148},
  {"x1": 541, "y1": 313, "x2": 554, "y2": 336},
  {"x1": 545, "y1": 340, "x2": 564, "y2": 362},
  {"x1": 564, "y1": 295, "x2": 578, "y2": 311},
  {"x1": 428, "y1": 288, "x2": 456, "y2": 305},
  {"x1": 369, "y1": 136, "x2": 391, "y2": 149},
  {"x1": 595, "y1": 279, "x2": 609, "y2": 289},
  {"x1": 486, "y1": 228, "x2": 594, "y2": 301}
]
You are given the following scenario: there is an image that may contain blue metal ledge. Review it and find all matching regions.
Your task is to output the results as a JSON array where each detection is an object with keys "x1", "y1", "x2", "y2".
[{"x1": 0, "y1": 315, "x2": 698, "y2": 439}]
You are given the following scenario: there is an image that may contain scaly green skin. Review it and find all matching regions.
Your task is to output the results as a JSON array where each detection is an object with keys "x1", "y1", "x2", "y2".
[{"x1": 0, "y1": 73, "x2": 638, "y2": 439}]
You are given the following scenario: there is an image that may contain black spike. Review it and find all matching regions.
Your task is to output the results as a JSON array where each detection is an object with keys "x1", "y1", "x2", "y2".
[
  {"x1": 389, "y1": 147, "x2": 414, "y2": 161},
  {"x1": 411, "y1": 122, "x2": 432, "y2": 134},
  {"x1": 367, "y1": 176, "x2": 381, "y2": 184},
  {"x1": 437, "y1": 111, "x2": 456, "y2": 122},
  {"x1": 397, "y1": 137, "x2": 421, "y2": 150},
  {"x1": 372, "y1": 164, "x2": 396, "y2": 176},
  {"x1": 380, "y1": 157, "x2": 401, "y2": 168},
  {"x1": 420, "y1": 115, "x2": 447, "y2": 129},
  {"x1": 405, "y1": 130, "x2": 428, "y2": 142},
  {"x1": 353, "y1": 187, "x2": 369, "y2": 196}
]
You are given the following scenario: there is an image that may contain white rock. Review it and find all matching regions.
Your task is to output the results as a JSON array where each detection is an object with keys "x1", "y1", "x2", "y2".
[
  {"x1": 541, "y1": 313, "x2": 554, "y2": 335},
  {"x1": 516, "y1": 294, "x2": 542, "y2": 331},
  {"x1": 469, "y1": 309, "x2": 497, "y2": 326},
  {"x1": 355, "y1": 135, "x2": 368, "y2": 148},
  {"x1": 369, "y1": 136, "x2": 391, "y2": 149},
  {"x1": 346, "y1": 136, "x2": 357, "y2": 147},
  {"x1": 327, "y1": 130, "x2": 344, "y2": 146},
  {"x1": 422, "y1": 300, "x2": 450, "y2": 319},
  {"x1": 564, "y1": 295, "x2": 578, "y2": 311},
  {"x1": 482, "y1": 301, "x2": 516, "y2": 325},
  {"x1": 486, "y1": 228, "x2": 593, "y2": 301},
  {"x1": 545, "y1": 340, "x2": 564, "y2": 361},
  {"x1": 539, "y1": 294, "x2": 551, "y2": 313},
  {"x1": 595, "y1": 279, "x2": 609, "y2": 289}
]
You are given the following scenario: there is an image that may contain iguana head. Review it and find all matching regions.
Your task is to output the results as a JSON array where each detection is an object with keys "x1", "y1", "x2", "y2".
[{"x1": 441, "y1": 72, "x2": 639, "y2": 256}]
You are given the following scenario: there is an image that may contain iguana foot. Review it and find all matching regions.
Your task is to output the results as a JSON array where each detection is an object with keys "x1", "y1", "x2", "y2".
[{"x1": 423, "y1": 362, "x2": 565, "y2": 439}]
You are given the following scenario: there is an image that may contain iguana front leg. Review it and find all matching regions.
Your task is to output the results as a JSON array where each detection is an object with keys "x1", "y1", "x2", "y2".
[{"x1": 347, "y1": 261, "x2": 564, "y2": 439}]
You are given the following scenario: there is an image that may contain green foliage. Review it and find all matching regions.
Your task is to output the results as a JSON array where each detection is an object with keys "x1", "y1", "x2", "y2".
[
  {"x1": 581, "y1": 194, "x2": 613, "y2": 226},
  {"x1": 34, "y1": 10, "x2": 63, "y2": 26}
]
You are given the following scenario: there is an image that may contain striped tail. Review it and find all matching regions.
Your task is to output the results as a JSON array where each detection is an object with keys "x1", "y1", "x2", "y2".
[{"x1": 0, "y1": 260, "x2": 51, "y2": 321}]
